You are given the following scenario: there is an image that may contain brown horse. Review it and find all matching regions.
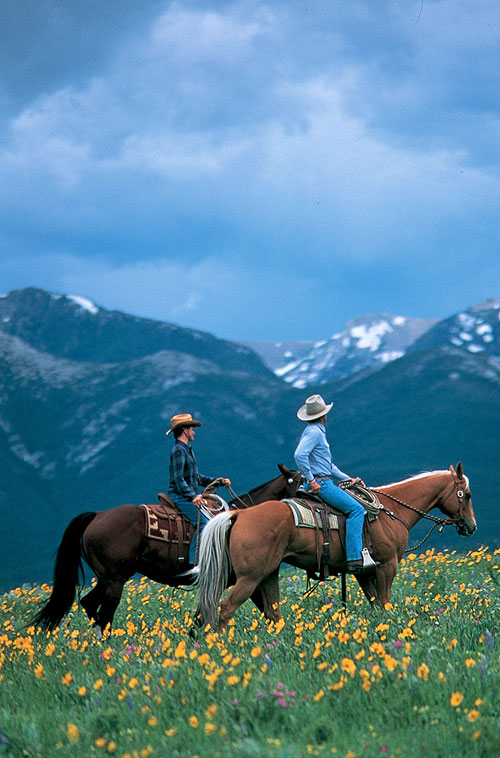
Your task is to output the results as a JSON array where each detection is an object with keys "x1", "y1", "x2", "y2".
[
  {"x1": 196, "y1": 463, "x2": 477, "y2": 630},
  {"x1": 32, "y1": 464, "x2": 302, "y2": 633}
]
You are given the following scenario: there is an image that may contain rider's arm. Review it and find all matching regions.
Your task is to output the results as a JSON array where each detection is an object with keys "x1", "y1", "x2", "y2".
[
  {"x1": 294, "y1": 426, "x2": 320, "y2": 483},
  {"x1": 171, "y1": 446, "x2": 198, "y2": 500},
  {"x1": 331, "y1": 463, "x2": 351, "y2": 481}
]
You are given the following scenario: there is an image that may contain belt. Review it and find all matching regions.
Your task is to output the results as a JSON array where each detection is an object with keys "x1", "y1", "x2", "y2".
[{"x1": 312, "y1": 474, "x2": 331, "y2": 479}]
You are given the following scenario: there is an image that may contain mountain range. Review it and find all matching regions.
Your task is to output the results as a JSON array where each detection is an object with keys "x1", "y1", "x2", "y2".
[{"x1": 1, "y1": 287, "x2": 498, "y2": 589}]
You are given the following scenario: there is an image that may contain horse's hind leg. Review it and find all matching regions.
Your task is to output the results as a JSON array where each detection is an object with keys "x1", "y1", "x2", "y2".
[
  {"x1": 80, "y1": 583, "x2": 103, "y2": 626},
  {"x1": 218, "y1": 575, "x2": 266, "y2": 631},
  {"x1": 95, "y1": 579, "x2": 126, "y2": 634},
  {"x1": 251, "y1": 568, "x2": 281, "y2": 623}
]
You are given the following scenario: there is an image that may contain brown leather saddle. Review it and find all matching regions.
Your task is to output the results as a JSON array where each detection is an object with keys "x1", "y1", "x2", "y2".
[
  {"x1": 285, "y1": 487, "x2": 378, "y2": 580},
  {"x1": 140, "y1": 492, "x2": 228, "y2": 566}
]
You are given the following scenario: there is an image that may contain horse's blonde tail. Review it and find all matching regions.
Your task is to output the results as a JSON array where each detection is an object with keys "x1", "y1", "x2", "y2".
[{"x1": 195, "y1": 511, "x2": 234, "y2": 628}]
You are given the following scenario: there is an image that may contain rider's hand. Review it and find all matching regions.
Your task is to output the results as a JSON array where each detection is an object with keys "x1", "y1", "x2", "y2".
[
  {"x1": 349, "y1": 477, "x2": 365, "y2": 487},
  {"x1": 193, "y1": 495, "x2": 205, "y2": 507},
  {"x1": 309, "y1": 479, "x2": 321, "y2": 493},
  {"x1": 221, "y1": 478, "x2": 231, "y2": 487}
]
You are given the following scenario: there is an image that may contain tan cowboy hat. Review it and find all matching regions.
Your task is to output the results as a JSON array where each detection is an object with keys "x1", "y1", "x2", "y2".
[
  {"x1": 165, "y1": 413, "x2": 202, "y2": 435},
  {"x1": 297, "y1": 394, "x2": 333, "y2": 421}
]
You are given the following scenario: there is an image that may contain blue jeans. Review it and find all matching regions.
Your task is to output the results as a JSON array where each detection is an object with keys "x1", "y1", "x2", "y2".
[
  {"x1": 314, "y1": 478, "x2": 364, "y2": 562},
  {"x1": 168, "y1": 493, "x2": 209, "y2": 564}
]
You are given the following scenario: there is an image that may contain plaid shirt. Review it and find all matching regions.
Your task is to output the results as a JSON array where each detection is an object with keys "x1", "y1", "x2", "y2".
[{"x1": 168, "y1": 440, "x2": 213, "y2": 500}]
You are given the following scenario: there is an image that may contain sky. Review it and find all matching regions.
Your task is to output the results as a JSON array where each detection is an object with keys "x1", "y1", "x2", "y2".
[{"x1": 1, "y1": 0, "x2": 499, "y2": 341}]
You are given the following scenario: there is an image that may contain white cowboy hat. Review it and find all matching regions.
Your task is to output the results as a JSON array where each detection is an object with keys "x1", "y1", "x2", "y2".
[
  {"x1": 165, "y1": 413, "x2": 202, "y2": 435},
  {"x1": 297, "y1": 394, "x2": 333, "y2": 421}
]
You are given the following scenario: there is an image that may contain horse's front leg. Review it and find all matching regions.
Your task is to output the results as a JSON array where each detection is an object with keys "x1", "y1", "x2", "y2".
[
  {"x1": 251, "y1": 567, "x2": 282, "y2": 623},
  {"x1": 355, "y1": 573, "x2": 380, "y2": 608},
  {"x1": 373, "y1": 557, "x2": 398, "y2": 608}
]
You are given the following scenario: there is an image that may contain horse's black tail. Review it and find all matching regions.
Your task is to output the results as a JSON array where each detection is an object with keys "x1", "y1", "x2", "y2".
[{"x1": 31, "y1": 512, "x2": 97, "y2": 632}]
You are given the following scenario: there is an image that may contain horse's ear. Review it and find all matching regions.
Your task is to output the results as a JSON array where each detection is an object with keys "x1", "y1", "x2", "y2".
[
  {"x1": 456, "y1": 461, "x2": 463, "y2": 478},
  {"x1": 449, "y1": 464, "x2": 456, "y2": 476},
  {"x1": 278, "y1": 462, "x2": 290, "y2": 476}
]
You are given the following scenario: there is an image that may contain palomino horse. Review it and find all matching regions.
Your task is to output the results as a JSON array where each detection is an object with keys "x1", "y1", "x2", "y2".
[
  {"x1": 196, "y1": 463, "x2": 477, "y2": 630},
  {"x1": 32, "y1": 464, "x2": 302, "y2": 633}
]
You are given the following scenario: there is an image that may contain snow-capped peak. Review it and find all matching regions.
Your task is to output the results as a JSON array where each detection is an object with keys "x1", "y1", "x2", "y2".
[
  {"x1": 277, "y1": 313, "x2": 436, "y2": 387},
  {"x1": 66, "y1": 294, "x2": 99, "y2": 315}
]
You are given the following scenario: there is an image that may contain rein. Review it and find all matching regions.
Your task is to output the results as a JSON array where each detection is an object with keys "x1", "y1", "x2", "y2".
[{"x1": 227, "y1": 472, "x2": 303, "y2": 509}]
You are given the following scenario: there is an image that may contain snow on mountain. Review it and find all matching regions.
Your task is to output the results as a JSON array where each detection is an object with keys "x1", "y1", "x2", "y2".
[
  {"x1": 241, "y1": 340, "x2": 314, "y2": 372},
  {"x1": 276, "y1": 314, "x2": 437, "y2": 388},
  {"x1": 66, "y1": 294, "x2": 100, "y2": 315},
  {"x1": 408, "y1": 298, "x2": 500, "y2": 358}
]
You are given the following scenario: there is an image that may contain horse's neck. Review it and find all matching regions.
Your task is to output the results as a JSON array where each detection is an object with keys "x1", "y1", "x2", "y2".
[
  {"x1": 235, "y1": 476, "x2": 284, "y2": 508},
  {"x1": 379, "y1": 473, "x2": 450, "y2": 527}
]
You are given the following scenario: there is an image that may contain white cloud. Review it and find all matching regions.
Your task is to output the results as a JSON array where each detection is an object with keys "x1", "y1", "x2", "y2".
[
  {"x1": 150, "y1": 2, "x2": 275, "y2": 60},
  {"x1": 0, "y1": 0, "x2": 499, "y2": 331}
]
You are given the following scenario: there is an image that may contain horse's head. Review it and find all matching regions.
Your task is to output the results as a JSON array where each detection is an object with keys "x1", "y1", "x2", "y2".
[
  {"x1": 440, "y1": 462, "x2": 477, "y2": 536},
  {"x1": 277, "y1": 463, "x2": 303, "y2": 498}
]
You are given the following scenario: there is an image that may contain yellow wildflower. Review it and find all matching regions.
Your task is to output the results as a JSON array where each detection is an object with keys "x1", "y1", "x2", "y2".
[
  {"x1": 383, "y1": 655, "x2": 398, "y2": 671},
  {"x1": 340, "y1": 658, "x2": 356, "y2": 676},
  {"x1": 417, "y1": 663, "x2": 429, "y2": 681},
  {"x1": 204, "y1": 722, "x2": 216, "y2": 735},
  {"x1": 450, "y1": 692, "x2": 464, "y2": 707},
  {"x1": 67, "y1": 723, "x2": 79, "y2": 744},
  {"x1": 174, "y1": 640, "x2": 186, "y2": 658},
  {"x1": 205, "y1": 703, "x2": 218, "y2": 719},
  {"x1": 61, "y1": 672, "x2": 72, "y2": 686},
  {"x1": 250, "y1": 646, "x2": 261, "y2": 657},
  {"x1": 467, "y1": 710, "x2": 480, "y2": 723},
  {"x1": 189, "y1": 715, "x2": 199, "y2": 728}
]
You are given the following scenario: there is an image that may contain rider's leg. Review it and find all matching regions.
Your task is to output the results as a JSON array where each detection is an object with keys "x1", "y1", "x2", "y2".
[
  {"x1": 168, "y1": 494, "x2": 209, "y2": 564},
  {"x1": 316, "y1": 478, "x2": 364, "y2": 562}
]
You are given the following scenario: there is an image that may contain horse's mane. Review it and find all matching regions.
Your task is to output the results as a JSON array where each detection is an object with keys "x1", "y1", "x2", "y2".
[{"x1": 377, "y1": 470, "x2": 451, "y2": 489}]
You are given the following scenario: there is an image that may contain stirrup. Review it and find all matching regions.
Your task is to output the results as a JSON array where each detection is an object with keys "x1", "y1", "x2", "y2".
[{"x1": 360, "y1": 547, "x2": 380, "y2": 571}]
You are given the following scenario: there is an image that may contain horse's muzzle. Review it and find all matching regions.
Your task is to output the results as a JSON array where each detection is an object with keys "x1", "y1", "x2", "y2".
[{"x1": 457, "y1": 518, "x2": 476, "y2": 536}]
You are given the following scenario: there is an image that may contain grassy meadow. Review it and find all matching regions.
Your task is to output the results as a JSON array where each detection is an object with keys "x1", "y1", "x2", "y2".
[{"x1": 0, "y1": 547, "x2": 498, "y2": 758}]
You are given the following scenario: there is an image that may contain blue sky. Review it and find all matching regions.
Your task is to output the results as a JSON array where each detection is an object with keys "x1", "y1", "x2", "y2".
[{"x1": 1, "y1": 0, "x2": 499, "y2": 340}]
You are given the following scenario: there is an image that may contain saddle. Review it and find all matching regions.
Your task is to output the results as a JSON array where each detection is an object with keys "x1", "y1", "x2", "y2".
[
  {"x1": 283, "y1": 483, "x2": 382, "y2": 580},
  {"x1": 140, "y1": 495, "x2": 195, "y2": 566},
  {"x1": 140, "y1": 492, "x2": 230, "y2": 566}
]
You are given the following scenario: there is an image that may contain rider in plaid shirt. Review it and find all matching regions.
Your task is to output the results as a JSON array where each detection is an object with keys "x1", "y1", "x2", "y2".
[{"x1": 166, "y1": 413, "x2": 230, "y2": 576}]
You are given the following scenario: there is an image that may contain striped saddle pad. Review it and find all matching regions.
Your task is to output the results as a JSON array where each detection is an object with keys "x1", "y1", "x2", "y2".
[{"x1": 282, "y1": 498, "x2": 339, "y2": 530}]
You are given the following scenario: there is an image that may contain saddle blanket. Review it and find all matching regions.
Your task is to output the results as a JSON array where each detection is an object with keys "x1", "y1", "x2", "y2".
[
  {"x1": 282, "y1": 498, "x2": 339, "y2": 531},
  {"x1": 140, "y1": 503, "x2": 190, "y2": 544}
]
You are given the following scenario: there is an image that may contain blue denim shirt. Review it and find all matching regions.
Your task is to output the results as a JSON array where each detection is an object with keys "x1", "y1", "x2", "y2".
[{"x1": 294, "y1": 422, "x2": 350, "y2": 483}]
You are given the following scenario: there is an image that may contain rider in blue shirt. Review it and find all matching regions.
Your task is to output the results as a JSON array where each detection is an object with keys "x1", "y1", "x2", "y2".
[{"x1": 294, "y1": 394, "x2": 378, "y2": 573}]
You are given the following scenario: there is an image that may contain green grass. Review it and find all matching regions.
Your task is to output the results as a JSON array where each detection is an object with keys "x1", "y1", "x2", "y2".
[{"x1": 0, "y1": 546, "x2": 499, "y2": 758}]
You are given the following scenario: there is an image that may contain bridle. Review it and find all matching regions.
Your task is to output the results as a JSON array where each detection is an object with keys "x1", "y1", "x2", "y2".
[{"x1": 371, "y1": 471, "x2": 470, "y2": 553}]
